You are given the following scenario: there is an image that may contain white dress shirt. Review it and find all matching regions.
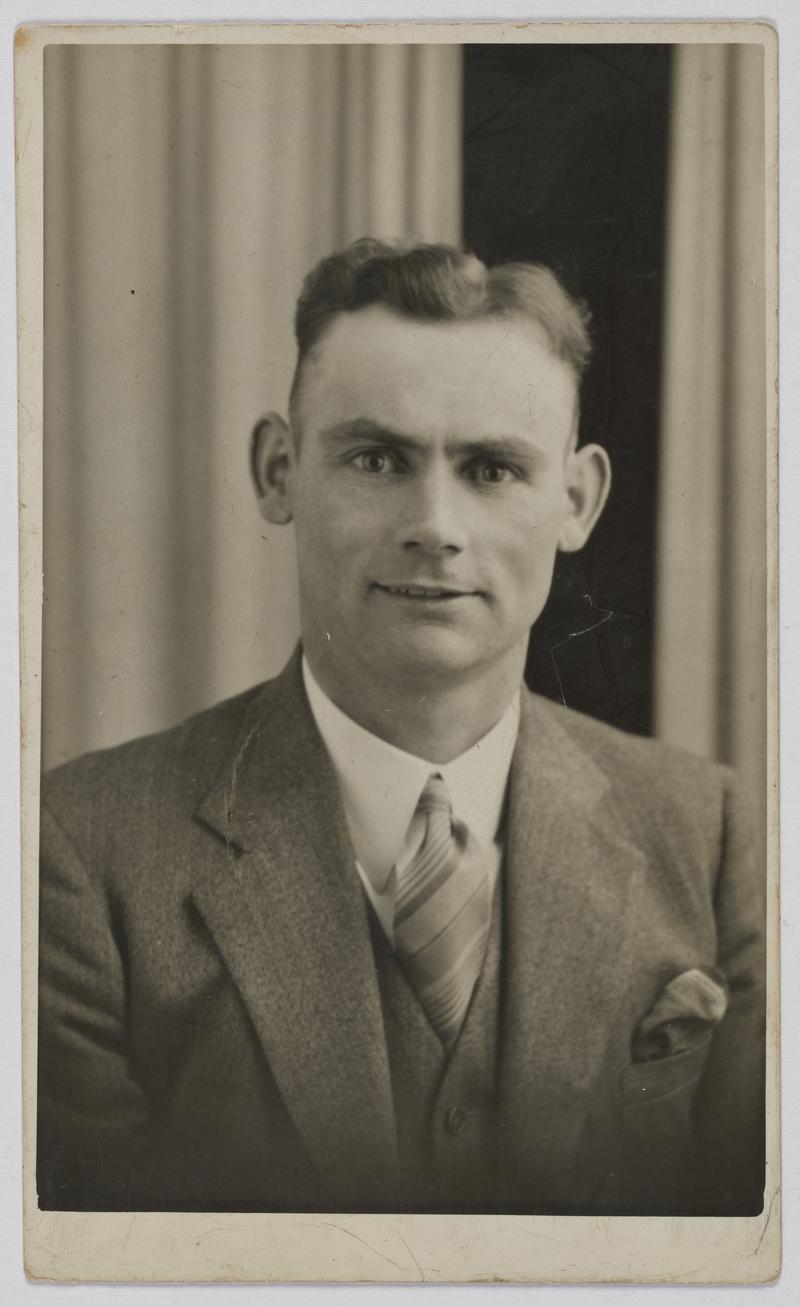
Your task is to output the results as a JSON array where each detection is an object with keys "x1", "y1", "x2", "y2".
[{"x1": 302, "y1": 657, "x2": 520, "y2": 942}]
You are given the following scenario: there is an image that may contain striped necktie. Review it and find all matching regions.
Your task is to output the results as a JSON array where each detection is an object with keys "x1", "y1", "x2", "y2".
[{"x1": 392, "y1": 774, "x2": 492, "y2": 1052}]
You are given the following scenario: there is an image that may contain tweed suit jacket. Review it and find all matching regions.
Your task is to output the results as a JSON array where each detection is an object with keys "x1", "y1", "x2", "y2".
[{"x1": 36, "y1": 651, "x2": 765, "y2": 1215}]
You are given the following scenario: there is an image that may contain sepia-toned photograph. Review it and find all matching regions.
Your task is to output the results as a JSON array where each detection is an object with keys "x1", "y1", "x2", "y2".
[{"x1": 17, "y1": 20, "x2": 778, "y2": 1285}]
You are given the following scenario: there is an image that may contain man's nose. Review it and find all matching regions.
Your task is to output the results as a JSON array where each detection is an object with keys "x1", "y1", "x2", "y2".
[{"x1": 396, "y1": 467, "x2": 468, "y2": 554}]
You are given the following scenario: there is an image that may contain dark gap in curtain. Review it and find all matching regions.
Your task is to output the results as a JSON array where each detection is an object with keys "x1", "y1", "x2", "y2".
[{"x1": 462, "y1": 44, "x2": 671, "y2": 737}]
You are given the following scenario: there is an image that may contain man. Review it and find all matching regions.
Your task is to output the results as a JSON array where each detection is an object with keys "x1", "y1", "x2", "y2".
[{"x1": 37, "y1": 239, "x2": 765, "y2": 1216}]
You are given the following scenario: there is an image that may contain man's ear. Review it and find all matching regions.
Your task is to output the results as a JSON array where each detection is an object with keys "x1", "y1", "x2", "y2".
[
  {"x1": 250, "y1": 412, "x2": 294, "y2": 525},
  {"x1": 557, "y1": 442, "x2": 612, "y2": 552}
]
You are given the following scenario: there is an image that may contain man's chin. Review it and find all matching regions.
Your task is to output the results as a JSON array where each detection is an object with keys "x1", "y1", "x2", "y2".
[{"x1": 365, "y1": 628, "x2": 488, "y2": 683}]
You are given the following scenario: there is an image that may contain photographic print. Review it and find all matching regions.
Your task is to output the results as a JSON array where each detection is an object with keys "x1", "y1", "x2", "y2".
[{"x1": 17, "y1": 20, "x2": 778, "y2": 1283}]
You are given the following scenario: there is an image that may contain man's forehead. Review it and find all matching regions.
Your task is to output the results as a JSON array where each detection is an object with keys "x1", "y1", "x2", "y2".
[
  {"x1": 300, "y1": 305, "x2": 578, "y2": 428},
  {"x1": 312, "y1": 304, "x2": 554, "y2": 371}
]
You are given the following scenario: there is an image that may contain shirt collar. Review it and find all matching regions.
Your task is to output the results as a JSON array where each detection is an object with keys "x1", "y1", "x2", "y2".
[{"x1": 302, "y1": 656, "x2": 520, "y2": 895}]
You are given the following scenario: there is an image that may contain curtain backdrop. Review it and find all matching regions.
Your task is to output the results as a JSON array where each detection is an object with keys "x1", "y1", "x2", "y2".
[
  {"x1": 654, "y1": 43, "x2": 768, "y2": 850},
  {"x1": 43, "y1": 37, "x2": 770, "y2": 846},
  {"x1": 42, "y1": 43, "x2": 462, "y2": 768}
]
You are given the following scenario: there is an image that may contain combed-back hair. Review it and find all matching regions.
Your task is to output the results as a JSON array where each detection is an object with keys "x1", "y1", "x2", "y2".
[{"x1": 289, "y1": 237, "x2": 592, "y2": 425}]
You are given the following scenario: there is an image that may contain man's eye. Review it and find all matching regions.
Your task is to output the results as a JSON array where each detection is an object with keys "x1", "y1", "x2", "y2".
[
  {"x1": 352, "y1": 450, "x2": 394, "y2": 474},
  {"x1": 470, "y1": 459, "x2": 513, "y2": 485}
]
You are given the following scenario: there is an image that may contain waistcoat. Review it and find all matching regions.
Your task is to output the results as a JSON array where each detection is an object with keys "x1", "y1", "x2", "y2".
[{"x1": 369, "y1": 879, "x2": 504, "y2": 1212}]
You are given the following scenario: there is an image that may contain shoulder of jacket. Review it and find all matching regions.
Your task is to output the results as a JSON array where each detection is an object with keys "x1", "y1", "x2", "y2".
[
  {"x1": 526, "y1": 693, "x2": 740, "y2": 868},
  {"x1": 527, "y1": 690, "x2": 732, "y2": 800},
  {"x1": 41, "y1": 678, "x2": 273, "y2": 822}
]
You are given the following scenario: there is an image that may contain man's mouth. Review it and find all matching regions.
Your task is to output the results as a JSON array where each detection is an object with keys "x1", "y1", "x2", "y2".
[{"x1": 374, "y1": 582, "x2": 475, "y2": 599}]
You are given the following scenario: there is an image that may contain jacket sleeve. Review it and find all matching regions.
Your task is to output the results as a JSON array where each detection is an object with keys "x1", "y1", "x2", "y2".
[
  {"x1": 37, "y1": 787, "x2": 153, "y2": 1210},
  {"x1": 690, "y1": 768, "x2": 767, "y2": 1215}
]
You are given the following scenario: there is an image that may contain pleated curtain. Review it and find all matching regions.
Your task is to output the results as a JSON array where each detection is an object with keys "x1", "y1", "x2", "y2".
[{"x1": 655, "y1": 43, "x2": 769, "y2": 854}]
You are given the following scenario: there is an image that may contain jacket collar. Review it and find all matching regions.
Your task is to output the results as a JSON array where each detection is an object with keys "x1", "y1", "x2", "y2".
[
  {"x1": 193, "y1": 650, "x2": 397, "y2": 1203},
  {"x1": 498, "y1": 691, "x2": 646, "y2": 1196}
]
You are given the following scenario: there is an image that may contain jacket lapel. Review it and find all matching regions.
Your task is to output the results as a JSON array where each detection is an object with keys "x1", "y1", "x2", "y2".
[
  {"x1": 191, "y1": 654, "x2": 397, "y2": 1201},
  {"x1": 499, "y1": 692, "x2": 646, "y2": 1197}
]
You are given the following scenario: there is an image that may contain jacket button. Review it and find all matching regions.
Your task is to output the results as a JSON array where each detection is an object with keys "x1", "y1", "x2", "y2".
[{"x1": 445, "y1": 1105, "x2": 466, "y2": 1136}]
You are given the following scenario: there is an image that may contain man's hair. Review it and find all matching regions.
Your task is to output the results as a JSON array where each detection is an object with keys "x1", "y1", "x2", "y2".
[{"x1": 288, "y1": 238, "x2": 592, "y2": 432}]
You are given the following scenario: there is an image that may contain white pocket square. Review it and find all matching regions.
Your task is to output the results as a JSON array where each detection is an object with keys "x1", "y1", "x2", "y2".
[{"x1": 632, "y1": 966, "x2": 728, "y2": 1063}]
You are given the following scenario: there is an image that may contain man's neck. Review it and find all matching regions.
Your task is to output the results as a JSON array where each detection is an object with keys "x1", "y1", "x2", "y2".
[{"x1": 302, "y1": 649, "x2": 526, "y2": 764}]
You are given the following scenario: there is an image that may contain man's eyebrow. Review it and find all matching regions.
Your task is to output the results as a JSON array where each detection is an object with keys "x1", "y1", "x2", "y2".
[
  {"x1": 454, "y1": 435, "x2": 545, "y2": 466},
  {"x1": 318, "y1": 421, "x2": 546, "y2": 465},
  {"x1": 318, "y1": 419, "x2": 422, "y2": 451}
]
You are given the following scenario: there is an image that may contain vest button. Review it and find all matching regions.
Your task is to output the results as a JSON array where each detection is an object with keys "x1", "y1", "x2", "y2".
[{"x1": 445, "y1": 1105, "x2": 466, "y2": 1136}]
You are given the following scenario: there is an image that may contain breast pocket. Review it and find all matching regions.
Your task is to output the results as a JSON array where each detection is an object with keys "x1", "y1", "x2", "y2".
[
  {"x1": 602, "y1": 1033, "x2": 716, "y2": 1212},
  {"x1": 620, "y1": 1032, "x2": 714, "y2": 1109}
]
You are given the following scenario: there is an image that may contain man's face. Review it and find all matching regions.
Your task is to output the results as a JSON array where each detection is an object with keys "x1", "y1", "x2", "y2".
[{"x1": 284, "y1": 306, "x2": 590, "y2": 693}]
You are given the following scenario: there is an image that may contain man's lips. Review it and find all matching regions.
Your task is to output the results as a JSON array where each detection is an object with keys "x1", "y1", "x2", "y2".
[{"x1": 373, "y1": 582, "x2": 479, "y2": 599}]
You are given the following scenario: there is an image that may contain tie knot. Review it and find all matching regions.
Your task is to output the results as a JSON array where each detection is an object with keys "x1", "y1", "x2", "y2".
[{"x1": 417, "y1": 774, "x2": 452, "y2": 816}]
